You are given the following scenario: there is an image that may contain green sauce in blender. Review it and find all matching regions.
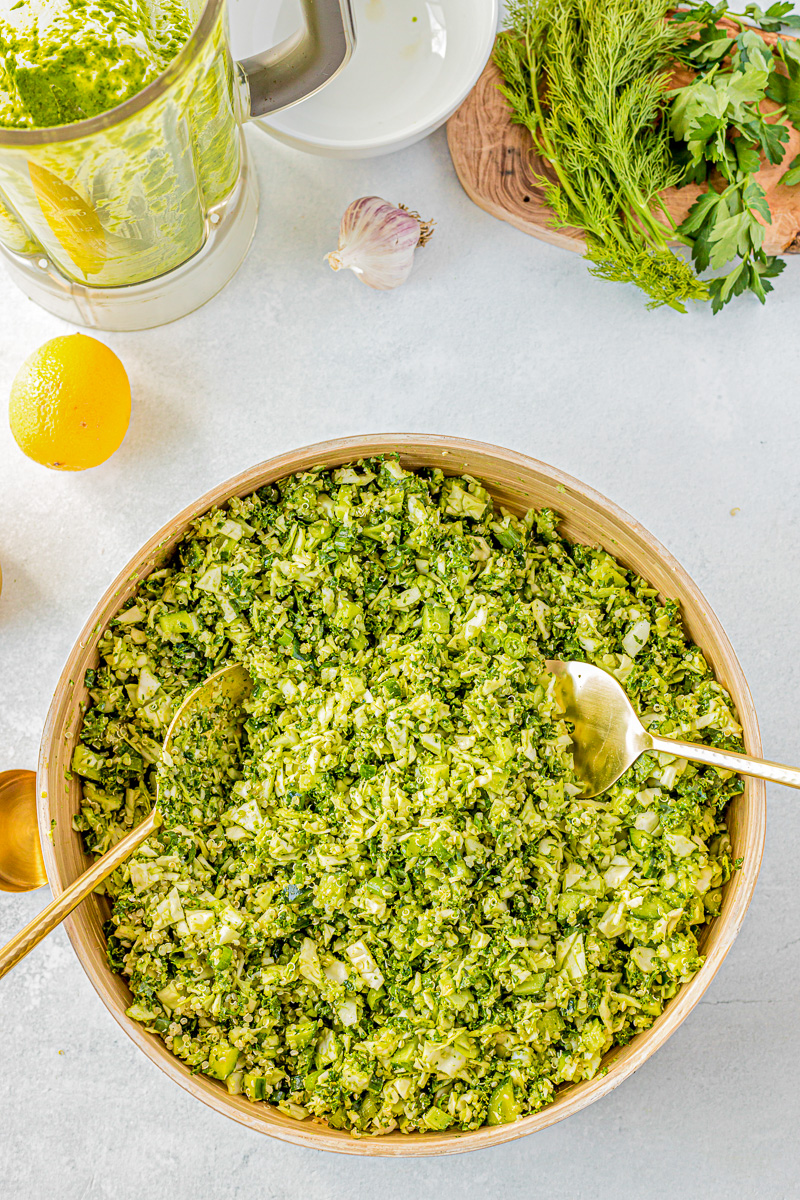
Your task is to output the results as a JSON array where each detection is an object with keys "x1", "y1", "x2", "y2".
[
  {"x1": 0, "y1": 0, "x2": 194, "y2": 128},
  {"x1": 0, "y1": 0, "x2": 243, "y2": 288}
]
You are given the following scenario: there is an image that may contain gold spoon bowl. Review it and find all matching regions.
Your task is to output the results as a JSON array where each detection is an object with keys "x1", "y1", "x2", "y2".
[
  {"x1": 549, "y1": 659, "x2": 800, "y2": 796},
  {"x1": 0, "y1": 770, "x2": 47, "y2": 892}
]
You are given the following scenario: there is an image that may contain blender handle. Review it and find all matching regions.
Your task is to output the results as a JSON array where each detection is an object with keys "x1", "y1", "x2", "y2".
[{"x1": 239, "y1": 0, "x2": 356, "y2": 118}]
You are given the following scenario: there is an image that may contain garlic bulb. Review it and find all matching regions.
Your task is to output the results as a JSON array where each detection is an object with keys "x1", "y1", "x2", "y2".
[{"x1": 326, "y1": 196, "x2": 434, "y2": 290}]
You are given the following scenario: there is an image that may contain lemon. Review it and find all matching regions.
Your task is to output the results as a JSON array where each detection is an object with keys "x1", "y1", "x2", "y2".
[{"x1": 9, "y1": 334, "x2": 131, "y2": 471}]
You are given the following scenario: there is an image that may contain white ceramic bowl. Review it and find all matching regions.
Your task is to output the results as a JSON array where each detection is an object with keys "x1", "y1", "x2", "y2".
[{"x1": 231, "y1": 0, "x2": 499, "y2": 157}]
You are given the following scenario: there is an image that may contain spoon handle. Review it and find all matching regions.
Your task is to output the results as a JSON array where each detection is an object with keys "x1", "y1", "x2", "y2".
[
  {"x1": 649, "y1": 734, "x2": 800, "y2": 791},
  {"x1": 0, "y1": 809, "x2": 157, "y2": 981}
]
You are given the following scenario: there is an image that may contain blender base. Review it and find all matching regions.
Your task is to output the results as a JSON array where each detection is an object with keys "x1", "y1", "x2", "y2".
[{"x1": 0, "y1": 151, "x2": 259, "y2": 332}]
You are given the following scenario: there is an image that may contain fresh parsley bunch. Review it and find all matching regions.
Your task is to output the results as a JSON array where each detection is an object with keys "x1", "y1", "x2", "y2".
[{"x1": 671, "y1": 3, "x2": 800, "y2": 309}]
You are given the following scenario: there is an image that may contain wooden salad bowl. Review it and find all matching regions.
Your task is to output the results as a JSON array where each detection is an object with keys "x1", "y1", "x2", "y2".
[{"x1": 36, "y1": 434, "x2": 766, "y2": 1156}]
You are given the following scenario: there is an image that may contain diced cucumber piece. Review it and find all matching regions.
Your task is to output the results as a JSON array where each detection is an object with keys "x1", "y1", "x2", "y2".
[
  {"x1": 158, "y1": 611, "x2": 202, "y2": 636},
  {"x1": 513, "y1": 972, "x2": 547, "y2": 997},
  {"x1": 243, "y1": 1072, "x2": 268, "y2": 1101},
  {"x1": 487, "y1": 1079, "x2": 521, "y2": 1125},
  {"x1": 423, "y1": 1104, "x2": 453, "y2": 1130},
  {"x1": 71, "y1": 745, "x2": 107, "y2": 781},
  {"x1": 539, "y1": 1010, "x2": 564, "y2": 1039},
  {"x1": 207, "y1": 1043, "x2": 239, "y2": 1080}
]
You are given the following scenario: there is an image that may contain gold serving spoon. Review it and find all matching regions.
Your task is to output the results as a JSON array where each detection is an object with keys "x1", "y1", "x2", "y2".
[
  {"x1": 0, "y1": 663, "x2": 252, "y2": 981},
  {"x1": 548, "y1": 659, "x2": 800, "y2": 796}
]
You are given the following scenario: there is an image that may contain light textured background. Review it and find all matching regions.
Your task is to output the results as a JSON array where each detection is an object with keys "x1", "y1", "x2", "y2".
[{"x1": 1, "y1": 112, "x2": 800, "y2": 1200}]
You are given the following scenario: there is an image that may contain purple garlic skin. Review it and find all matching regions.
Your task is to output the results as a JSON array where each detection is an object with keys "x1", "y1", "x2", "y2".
[{"x1": 326, "y1": 196, "x2": 432, "y2": 290}]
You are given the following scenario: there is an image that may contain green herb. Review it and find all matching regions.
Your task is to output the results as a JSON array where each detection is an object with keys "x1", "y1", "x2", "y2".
[
  {"x1": 495, "y1": 0, "x2": 708, "y2": 311},
  {"x1": 781, "y1": 150, "x2": 800, "y2": 182},
  {"x1": 670, "y1": 4, "x2": 798, "y2": 309},
  {"x1": 497, "y1": 0, "x2": 800, "y2": 312}
]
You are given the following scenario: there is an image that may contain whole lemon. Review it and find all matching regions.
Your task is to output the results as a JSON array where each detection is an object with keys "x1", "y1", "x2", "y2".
[{"x1": 9, "y1": 334, "x2": 131, "y2": 471}]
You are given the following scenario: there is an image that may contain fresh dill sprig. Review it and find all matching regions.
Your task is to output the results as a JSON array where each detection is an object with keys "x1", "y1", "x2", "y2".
[{"x1": 495, "y1": 0, "x2": 709, "y2": 312}]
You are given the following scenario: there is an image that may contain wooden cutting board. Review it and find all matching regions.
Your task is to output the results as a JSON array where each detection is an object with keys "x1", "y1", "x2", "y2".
[{"x1": 447, "y1": 34, "x2": 800, "y2": 256}]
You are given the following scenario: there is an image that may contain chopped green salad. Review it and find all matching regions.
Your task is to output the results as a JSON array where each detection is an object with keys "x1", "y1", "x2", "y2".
[{"x1": 72, "y1": 458, "x2": 742, "y2": 1136}]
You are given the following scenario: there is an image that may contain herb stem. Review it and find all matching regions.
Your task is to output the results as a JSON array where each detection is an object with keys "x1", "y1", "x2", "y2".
[{"x1": 525, "y1": 43, "x2": 595, "y2": 229}]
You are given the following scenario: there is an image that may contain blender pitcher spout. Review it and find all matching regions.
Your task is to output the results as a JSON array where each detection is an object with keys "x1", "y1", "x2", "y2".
[{"x1": 239, "y1": 0, "x2": 356, "y2": 118}]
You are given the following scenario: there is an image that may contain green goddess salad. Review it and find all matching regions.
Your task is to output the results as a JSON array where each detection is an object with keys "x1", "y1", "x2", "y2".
[{"x1": 71, "y1": 458, "x2": 742, "y2": 1135}]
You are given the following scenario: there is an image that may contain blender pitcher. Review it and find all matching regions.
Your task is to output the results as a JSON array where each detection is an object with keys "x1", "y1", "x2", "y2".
[{"x1": 0, "y1": 0, "x2": 355, "y2": 330}]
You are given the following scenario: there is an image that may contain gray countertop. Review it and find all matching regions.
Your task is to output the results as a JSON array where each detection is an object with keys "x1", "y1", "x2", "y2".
[{"x1": 1, "y1": 123, "x2": 799, "y2": 1200}]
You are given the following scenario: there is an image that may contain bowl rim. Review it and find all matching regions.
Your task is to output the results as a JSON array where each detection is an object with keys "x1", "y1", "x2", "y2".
[
  {"x1": 37, "y1": 433, "x2": 766, "y2": 1156},
  {"x1": 255, "y1": 0, "x2": 500, "y2": 153}
]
